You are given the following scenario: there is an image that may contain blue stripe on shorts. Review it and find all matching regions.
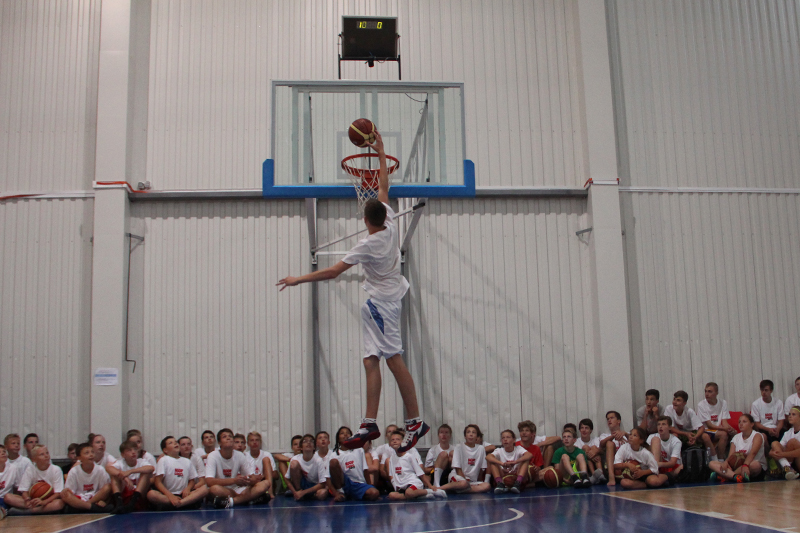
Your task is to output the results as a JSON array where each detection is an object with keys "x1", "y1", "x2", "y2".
[{"x1": 366, "y1": 299, "x2": 385, "y2": 334}]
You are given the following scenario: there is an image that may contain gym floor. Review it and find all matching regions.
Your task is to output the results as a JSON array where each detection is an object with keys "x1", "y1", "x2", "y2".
[{"x1": 3, "y1": 479, "x2": 797, "y2": 533}]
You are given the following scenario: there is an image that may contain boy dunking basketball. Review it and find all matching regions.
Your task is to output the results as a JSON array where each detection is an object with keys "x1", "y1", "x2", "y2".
[{"x1": 278, "y1": 130, "x2": 429, "y2": 452}]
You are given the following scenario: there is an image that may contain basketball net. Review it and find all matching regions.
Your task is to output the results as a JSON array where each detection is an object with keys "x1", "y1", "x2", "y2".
[{"x1": 341, "y1": 153, "x2": 400, "y2": 213}]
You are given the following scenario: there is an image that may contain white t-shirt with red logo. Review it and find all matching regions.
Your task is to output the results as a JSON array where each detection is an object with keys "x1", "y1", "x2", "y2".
[
  {"x1": 451, "y1": 443, "x2": 487, "y2": 483},
  {"x1": 0, "y1": 463, "x2": 20, "y2": 498},
  {"x1": 65, "y1": 463, "x2": 110, "y2": 501},
  {"x1": 155, "y1": 455, "x2": 198, "y2": 495},
  {"x1": 613, "y1": 443, "x2": 659, "y2": 472},
  {"x1": 204, "y1": 450, "x2": 253, "y2": 482},
  {"x1": 646, "y1": 433, "x2": 683, "y2": 467},
  {"x1": 491, "y1": 445, "x2": 527, "y2": 475},
  {"x1": 332, "y1": 448, "x2": 368, "y2": 484},
  {"x1": 288, "y1": 453, "x2": 324, "y2": 484},
  {"x1": 388, "y1": 452, "x2": 425, "y2": 491},
  {"x1": 17, "y1": 463, "x2": 65, "y2": 494},
  {"x1": 111, "y1": 457, "x2": 149, "y2": 486},
  {"x1": 246, "y1": 450, "x2": 276, "y2": 477},
  {"x1": 751, "y1": 397, "x2": 785, "y2": 428},
  {"x1": 424, "y1": 443, "x2": 452, "y2": 469},
  {"x1": 696, "y1": 399, "x2": 731, "y2": 428},
  {"x1": 664, "y1": 405, "x2": 703, "y2": 431}
]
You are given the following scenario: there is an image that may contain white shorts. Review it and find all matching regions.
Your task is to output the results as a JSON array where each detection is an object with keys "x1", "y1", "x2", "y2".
[
  {"x1": 447, "y1": 472, "x2": 482, "y2": 493},
  {"x1": 361, "y1": 298, "x2": 403, "y2": 359}
]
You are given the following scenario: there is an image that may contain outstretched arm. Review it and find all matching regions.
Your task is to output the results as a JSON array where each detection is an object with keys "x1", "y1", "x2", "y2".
[
  {"x1": 367, "y1": 131, "x2": 389, "y2": 204},
  {"x1": 277, "y1": 261, "x2": 353, "y2": 291}
]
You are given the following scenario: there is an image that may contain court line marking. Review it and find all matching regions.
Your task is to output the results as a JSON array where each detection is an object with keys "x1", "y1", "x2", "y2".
[
  {"x1": 410, "y1": 508, "x2": 524, "y2": 533},
  {"x1": 201, "y1": 521, "x2": 222, "y2": 533},
  {"x1": 50, "y1": 515, "x2": 113, "y2": 533},
  {"x1": 604, "y1": 493, "x2": 788, "y2": 532}
]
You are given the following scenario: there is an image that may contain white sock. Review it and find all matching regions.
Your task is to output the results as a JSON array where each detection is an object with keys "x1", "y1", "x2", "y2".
[
  {"x1": 778, "y1": 458, "x2": 791, "y2": 468},
  {"x1": 426, "y1": 488, "x2": 434, "y2": 495},
  {"x1": 362, "y1": 417, "x2": 376, "y2": 425},
  {"x1": 484, "y1": 473, "x2": 491, "y2": 483},
  {"x1": 434, "y1": 468, "x2": 443, "y2": 486},
  {"x1": 709, "y1": 454, "x2": 718, "y2": 462}
]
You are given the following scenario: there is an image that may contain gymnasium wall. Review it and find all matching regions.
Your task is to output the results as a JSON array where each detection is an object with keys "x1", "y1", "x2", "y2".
[
  {"x1": 0, "y1": 0, "x2": 99, "y2": 454},
  {"x1": 610, "y1": 0, "x2": 800, "y2": 414}
]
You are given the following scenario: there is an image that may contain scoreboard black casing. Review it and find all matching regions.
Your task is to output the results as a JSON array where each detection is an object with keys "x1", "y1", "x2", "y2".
[{"x1": 341, "y1": 16, "x2": 398, "y2": 60}]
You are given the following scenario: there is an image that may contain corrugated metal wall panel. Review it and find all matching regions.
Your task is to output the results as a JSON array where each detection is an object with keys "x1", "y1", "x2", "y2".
[
  {"x1": 146, "y1": 0, "x2": 586, "y2": 190},
  {"x1": 315, "y1": 198, "x2": 595, "y2": 443},
  {"x1": 611, "y1": 0, "x2": 800, "y2": 188},
  {"x1": 0, "y1": 0, "x2": 100, "y2": 192},
  {"x1": 623, "y1": 192, "x2": 800, "y2": 414},
  {"x1": 131, "y1": 200, "x2": 312, "y2": 451},
  {"x1": 0, "y1": 199, "x2": 93, "y2": 456}
]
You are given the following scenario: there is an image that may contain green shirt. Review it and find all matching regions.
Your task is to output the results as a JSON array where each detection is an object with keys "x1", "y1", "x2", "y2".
[{"x1": 552, "y1": 446, "x2": 585, "y2": 465}]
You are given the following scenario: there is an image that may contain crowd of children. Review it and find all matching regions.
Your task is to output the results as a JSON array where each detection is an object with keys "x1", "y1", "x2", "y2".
[{"x1": 1, "y1": 379, "x2": 798, "y2": 519}]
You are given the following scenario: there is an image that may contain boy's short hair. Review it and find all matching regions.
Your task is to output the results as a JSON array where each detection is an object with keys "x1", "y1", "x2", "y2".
[
  {"x1": 464, "y1": 424, "x2": 483, "y2": 438},
  {"x1": 126, "y1": 429, "x2": 142, "y2": 440},
  {"x1": 119, "y1": 440, "x2": 138, "y2": 454},
  {"x1": 30, "y1": 444, "x2": 46, "y2": 458},
  {"x1": 673, "y1": 390, "x2": 689, "y2": 402},
  {"x1": 217, "y1": 428, "x2": 234, "y2": 442},
  {"x1": 301, "y1": 434, "x2": 315, "y2": 446},
  {"x1": 315, "y1": 431, "x2": 329, "y2": 441},
  {"x1": 795, "y1": 376, "x2": 800, "y2": 383},
  {"x1": 3, "y1": 434, "x2": 20, "y2": 446},
  {"x1": 501, "y1": 429, "x2": 516, "y2": 439},
  {"x1": 202, "y1": 430, "x2": 215, "y2": 439},
  {"x1": 67, "y1": 443, "x2": 79, "y2": 454},
  {"x1": 578, "y1": 418, "x2": 594, "y2": 430},
  {"x1": 385, "y1": 424, "x2": 398, "y2": 433},
  {"x1": 390, "y1": 430, "x2": 405, "y2": 439},
  {"x1": 233, "y1": 433, "x2": 246, "y2": 442},
  {"x1": 562, "y1": 427, "x2": 577, "y2": 438},
  {"x1": 76, "y1": 443, "x2": 92, "y2": 457},
  {"x1": 759, "y1": 379, "x2": 774, "y2": 391},
  {"x1": 178, "y1": 436, "x2": 191, "y2": 444},
  {"x1": 517, "y1": 420, "x2": 536, "y2": 433},
  {"x1": 563, "y1": 423, "x2": 577, "y2": 433},
  {"x1": 23, "y1": 433, "x2": 39, "y2": 444},
  {"x1": 247, "y1": 431, "x2": 262, "y2": 441},
  {"x1": 438, "y1": 424, "x2": 452, "y2": 434},
  {"x1": 0, "y1": 444, "x2": 4, "y2": 450},
  {"x1": 290, "y1": 435, "x2": 303, "y2": 445},
  {"x1": 656, "y1": 416, "x2": 673, "y2": 426},
  {"x1": 160, "y1": 436, "x2": 175, "y2": 451},
  {"x1": 87, "y1": 433, "x2": 102, "y2": 445},
  {"x1": 645, "y1": 389, "x2": 660, "y2": 400},
  {"x1": 363, "y1": 199, "x2": 387, "y2": 227},
  {"x1": 705, "y1": 382, "x2": 719, "y2": 392},
  {"x1": 606, "y1": 410, "x2": 621, "y2": 421}
]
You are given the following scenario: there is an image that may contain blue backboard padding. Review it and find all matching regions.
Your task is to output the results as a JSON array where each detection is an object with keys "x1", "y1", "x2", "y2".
[{"x1": 262, "y1": 159, "x2": 475, "y2": 198}]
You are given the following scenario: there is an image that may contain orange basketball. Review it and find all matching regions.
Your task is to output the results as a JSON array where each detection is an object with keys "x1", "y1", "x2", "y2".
[
  {"x1": 29, "y1": 481, "x2": 53, "y2": 499},
  {"x1": 349, "y1": 118, "x2": 376, "y2": 147},
  {"x1": 502, "y1": 474, "x2": 516, "y2": 487},
  {"x1": 542, "y1": 466, "x2": 562, "y2": 488},
  {"x1": 727, "y1": 452, "x2": 746, "y2": 471}
]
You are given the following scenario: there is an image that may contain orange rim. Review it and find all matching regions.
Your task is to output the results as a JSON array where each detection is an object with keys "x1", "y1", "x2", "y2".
[{"x1": 341, "y1": 154, "x2": 400, "y2": 187}]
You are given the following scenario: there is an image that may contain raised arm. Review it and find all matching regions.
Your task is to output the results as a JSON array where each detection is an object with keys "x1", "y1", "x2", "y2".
[{"x1": 367, "y1": 131, "x2": 389, "y2": 204}]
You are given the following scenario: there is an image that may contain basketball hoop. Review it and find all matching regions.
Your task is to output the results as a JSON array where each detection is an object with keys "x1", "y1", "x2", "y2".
[{"x1": 341, "y1": 153, "x2": 400, "y2": 212}]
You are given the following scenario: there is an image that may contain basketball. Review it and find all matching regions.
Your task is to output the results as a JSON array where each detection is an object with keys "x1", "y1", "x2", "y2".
[
  {"x1": 727, "y1": 452, "x2": 746, "y2": 471},
  {"x1": 349, "y1": 118, "x2": 376, "y2": 147},
  {"x1": 29, "y1": 481, "x2": 53, "y2": 499},
  {"x1": 502, "y1": 474, "x2": 516, "y2": 487},
  {"x1": 542, "y1": 467, "x2": 561, "y2": 488}
]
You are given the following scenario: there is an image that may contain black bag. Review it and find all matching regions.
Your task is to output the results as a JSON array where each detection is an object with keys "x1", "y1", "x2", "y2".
[{"x1": 677, "y1": 448, "x2": 708, "y2": 483}]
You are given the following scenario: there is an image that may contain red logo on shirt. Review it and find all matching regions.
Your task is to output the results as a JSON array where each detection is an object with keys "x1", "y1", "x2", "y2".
[
  {"x1": 175, "y1": 469, "x2": 184, "y2": 478},
  {"x1": 223, "y1": 469, "x2": 232, "y2": 477},
  {"x1": 0, "y1": 481, "x2": 5, "y2": 490},
  {"x1": 84, "y1": 484, "x2": 94, "y2": 492},
  {"x1": 765, "y1": 413, "x2": 773, "y2": 421},
  {"x1": 661, "y1": 451, "x2": 668, "y2": 461},
  {"x1": 711, "y1": 415, "x2": 718, "y2": 422},
  {"x1": 346, "y1": 461, "x2": 355, "y2": 470},
  {"x1": 468, "y1": 458, "x2": 476, "y2": 466},
  {"x1": 395, "y1": 466, "x2": 402, "y2": 475}
]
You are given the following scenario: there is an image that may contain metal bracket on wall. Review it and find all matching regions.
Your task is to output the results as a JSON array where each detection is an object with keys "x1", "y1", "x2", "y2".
[{"x1": 576, "y1": 227, "x2": 593, "y2": 236}]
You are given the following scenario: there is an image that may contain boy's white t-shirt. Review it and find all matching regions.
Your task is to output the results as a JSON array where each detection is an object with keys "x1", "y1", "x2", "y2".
[
  {"x1": 17, "y1": 463, "x2": 65, "y2": 493},
  {"x1": 190, "y1": 453, "x2": 206, "y2": 477},
  {"x1": 780, "y1": 427, "x2": 800, "y2": 447},
  {"x1": 599, "y1": 432, "x2": 628, "y2": 451},
  {"x1": 731, "y1": 432, "x2": 767, "y2": 469},
  {"x1": 333, "y1": 448, "x2": 369, "y2": 484},
  {"x1": 65, "y1": 463, "x2": 110, "y2": 501},
  {"x1": 193, "y1": 447, "x2": 218, "y2": 467},
  {"x1": 370, "y1": 443, "x2": 393, "y2": 463},
  {"x1": 94, "y1": 452, "x2": 115, "y2": 469},
  {"x1": 155, "y1": 455, "x2": 198, "y2": 495},
  {"x1": 111, "y1": 457, "x2": 150, "y2": 485},
  {"x1": 388, "y1": 452, "x2": 425, "y2": 490},
  {"x1": 751, "y1": 397, "x2": 785, "y2": 428},
  {"x1": 246, "y1": 450, "x2": 277, "y2": 477},
  {"x1": 696, "y1": 399, "x2": 731, "y2": 428},
  {"x1": 342, "y1": 203, "x2": 410, "y2": 302},
  {"x1": 636, "y1": 404, "x2": 665, "y2": 431},
  {"x1": 316, "y1": 450, "x2": 335, "y2": 480},
  {"x1": 646, "y1": 434, "x2": 683, "y2": 465},
  {"x1": 533, "y1": 435, "x2": 548, "y2": 446},
  {"x1": 613, "y1": 443, "x2": 659, "y2": 472},
  {"x1": 205, "y1": 450, "x2": 253, "y2": 481},
  {"x1": 288, "y1": 453, "x2": 324, "y2": 484},
  {"x1": 372, "y1": 445, "x2": 421, "y2": 466},
  {"x1": 451, "y1": 443, "x2": 487, "y2": 483},
  {"x1": 424, "y1": 444, "x2": 452, "y2": 469},
  {"x1": 785, "y1": 393, "x2": 800, "y2": 414},
  {"x1": 664, "y1": 405, "x2": 704, "y2": 431},
  {"x1": 0, "y1": 463, "x2": 20, "y2": 498},
  {"x1": 576, "y1": 436, "x2": 600, "y2": 449},
  {"x1": 491, "y1": 445, "x2": 527, "y2": 474},
  {"x1": 140, "y1": 451, "x2": 157, "y2": 468},
  {"x1": 7, "y1": 455, "x2": 32, "y2": 472}
]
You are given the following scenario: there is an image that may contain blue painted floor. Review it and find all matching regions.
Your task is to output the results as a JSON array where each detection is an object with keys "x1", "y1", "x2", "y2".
[{"x1": 60, "y1": 483, "x2": 782, "y2": 533}]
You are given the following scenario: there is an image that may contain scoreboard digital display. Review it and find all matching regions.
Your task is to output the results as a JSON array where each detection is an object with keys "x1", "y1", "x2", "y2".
[{"x1": 341, "y1": 16, "x2": 398, "y2": 60}]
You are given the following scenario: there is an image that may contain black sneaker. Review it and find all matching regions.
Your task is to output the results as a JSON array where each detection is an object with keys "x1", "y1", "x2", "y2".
[
  {"x1": 213, "y1": 496, "x2": 234, "y2": 509},
  {"x1": 344, "y1": 422, "x2": 381, "y2": 449},
  {"x1": 398, "y1": 420, "x2": 431, "y2": 453}
]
